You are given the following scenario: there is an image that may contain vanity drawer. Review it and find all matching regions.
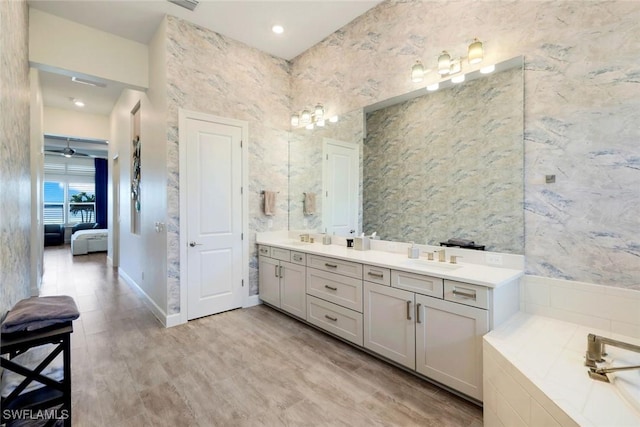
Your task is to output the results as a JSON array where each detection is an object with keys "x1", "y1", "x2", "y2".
[
  {"x1": 307, "y1": 255, "x2": 363, "y2": 279},
  {"x1": 306, "y1": 268, "x2": 363, "y2": 312},
  {"x1": 306, "y1": 296, "x2": 363, "y2": 346},
  {"x1": 290, "y1": 251, "x2": 306, "y2": 266},
  {"x1": 271, "y1": 247, "x2": 290, "y2": 262},
  {"x1": 258, "y1": 245, "x2": 271, "y2": 257},
  {"x1": 391, "y1": 270, "x2": 443, "y2": 299},
  {"x1": 444, "y1": 280, "x2": 489, "y2": 310},
  {"x1": 363, "y1": 265, "x2": 390, "y2": 286}
]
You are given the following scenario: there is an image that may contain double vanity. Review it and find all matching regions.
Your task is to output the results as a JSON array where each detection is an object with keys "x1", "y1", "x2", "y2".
[{"x1": 257, "y1": 231, "x2": 523, "y2": 403}]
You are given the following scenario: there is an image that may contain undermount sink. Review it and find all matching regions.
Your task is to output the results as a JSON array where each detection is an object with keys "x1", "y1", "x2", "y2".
[{"x1": 402, "y1": 258, "x2": 463, "y2": 271}]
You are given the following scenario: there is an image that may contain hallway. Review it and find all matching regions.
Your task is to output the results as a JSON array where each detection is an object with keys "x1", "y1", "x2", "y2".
[{"x1": 41, "y1": 246, "x2": 482, "y2": 426}]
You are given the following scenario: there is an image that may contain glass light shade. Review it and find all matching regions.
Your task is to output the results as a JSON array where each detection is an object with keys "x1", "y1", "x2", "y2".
[
  {"x1": 468, "y1": 39, "x2": 483, "y2": 64},
  {"x1": 426, "y1": 83, "x2": 439, "y2": 91},
  {"x1": 300, "y1": 110, "x2": 311, "y2": 124},
  {"x1": 411, "y1": 60, "x2": 424, "y2": 82},
  {"x1": 329, "y1": 115, "x2": 339, "y2": 123},
  {"x1": 449, "y1": 59, "x2": 461, "y2": 74},
  {"x1": 290, "y1": 114, "x2": 299, "y2": 127},
  {"x1": 480, "y1": 64, "x2": 495, "y2": 74},
  {"x1": 451, "y1": 74, "x2": 465, "y2": 84},
  {"x1": 314, "y1": 103, "x2": 324, "y2": 119},
  {"x1": 438, "y1": 51, "x2": 451, "y2": 75}
]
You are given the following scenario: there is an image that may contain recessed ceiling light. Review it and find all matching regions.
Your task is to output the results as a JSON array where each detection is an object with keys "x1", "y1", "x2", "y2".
[
  {"x1": 73, "y1": 99, "x2": 85, "y2": 107},
  {"x1": 426, "y1": 83, "x2": 439, "y2": 91},
  {"x1": 451, "y1": 74, "x2": 465, "y2": 84},
  {"x1": 272, "y1": 25, "x2": 284, "y2": 34},
  {"x1": 480, "y1": 64, "x2": 496, "y2": 74}
]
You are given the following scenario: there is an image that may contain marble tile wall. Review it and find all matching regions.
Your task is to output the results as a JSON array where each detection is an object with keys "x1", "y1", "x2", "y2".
[
  {"x1": 290, "y1": 1, "x2": 640, "y2": 290},
  {"x1": 0, "y1": 0, "x2": 31, "y2": 318},
  {"x1": 165, "y1": 16, "x2": 291, "y2": 305},
  {"x1": 364, "y1": 67, "x2": 524, "y2": 253}
]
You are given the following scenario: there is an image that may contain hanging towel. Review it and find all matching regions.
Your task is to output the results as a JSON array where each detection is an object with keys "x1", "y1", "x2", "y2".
[
  {"x1": 263, "y1": 191, "x2": 277, "y2": 216},
  {"x1": 303, "y1": 192, "x2": 316, "y2": 216}
]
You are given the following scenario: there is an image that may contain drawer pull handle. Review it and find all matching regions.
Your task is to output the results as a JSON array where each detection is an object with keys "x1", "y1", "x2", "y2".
[
  {"x1": 416, "y1": 303, "x2": 422, "y2": 324},
  {"x1": 367, "y1": 272, "x2": 384, "y2": 278},
  {"x1": 279, "y1": 265, "x2": 284, "y2": 278},
  {"x1": 324, "y1": 285, "x2": 338, "y2": 291},
  {"x1": 274, "y1": 265, "x2": 279, "y2": 278},
  {"x1": 324, "y1": 314, "x2": 338, "y2": 322},
  {"x1": 325, "y1": 263, "x2": 338, "y2": 268},
  {"x1": 406, "y1": 300, "x2": 412, "y2": 320},
  {"x1": 452, "y1": 289, "x2": 476, "y2": 299}
]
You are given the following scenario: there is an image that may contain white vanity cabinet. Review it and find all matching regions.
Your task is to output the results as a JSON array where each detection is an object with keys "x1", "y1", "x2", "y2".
[
  {"x1": 416, "y1": 294, "x2": 488, "y2": 401},
  {"x1": 363, "y1": 282, "x2": 415, "y2": 369},
  {"x1": 256, "y1": 240, "x2": 521, "y2": 403},
  {"x1": 258, "y1": 246, "x2": 307, "y2": 319},
  {"x1": 365, "y1": 276, "x2": 488, "y2": 401}
]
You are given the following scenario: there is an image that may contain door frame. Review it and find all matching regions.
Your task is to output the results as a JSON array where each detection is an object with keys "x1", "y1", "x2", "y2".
[
  {"x1": 178, "y1": 109, "x2": 249, "y2": 325},
  {"x1": 322, "y1": 137, "x2": 360, "y2": 235}
]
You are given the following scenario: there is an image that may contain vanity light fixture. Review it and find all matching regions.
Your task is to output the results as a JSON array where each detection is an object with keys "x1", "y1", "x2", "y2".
[
  {"x1": 438, "y1": 51, "x2": 451, "y2": 75},
  {"x1": 426, "y1": 83, "x2": 439, "y2": 91},
  {"x1": 291, "y1": 104, "x2": 337, "y2": 129},
  {"x1": 468, "y1": 38, "x2": 483, "y2": 64},
  {"x1": 480, "y1": 64, "x2": 496, "y2": 74},
  {"x1": 411, "y1": 60, "x2": 425, "y2": 82}
]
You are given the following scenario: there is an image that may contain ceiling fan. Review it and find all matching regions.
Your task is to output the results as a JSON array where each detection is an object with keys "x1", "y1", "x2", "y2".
[{"x1": 45, "y1": 138, "x2": 90, "y2": 158}]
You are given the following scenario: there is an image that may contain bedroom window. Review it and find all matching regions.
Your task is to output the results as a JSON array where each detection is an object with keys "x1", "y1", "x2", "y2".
[{"x1": 44, "y1": 155, "x2": 96, "y2": 225}]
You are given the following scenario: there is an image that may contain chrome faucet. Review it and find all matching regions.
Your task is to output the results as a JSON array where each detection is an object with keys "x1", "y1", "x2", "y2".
[
  {"x1": 434, "y1": 249, "x2": 446, "y2": 262},
  {"x1": 585, "y1": 333, "x2": 640, "y2": 382}
]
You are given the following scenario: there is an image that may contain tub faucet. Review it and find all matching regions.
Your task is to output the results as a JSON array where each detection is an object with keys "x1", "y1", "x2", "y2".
[{"x1": 585, "y1": 333, "x2": 640, "y2": 382}]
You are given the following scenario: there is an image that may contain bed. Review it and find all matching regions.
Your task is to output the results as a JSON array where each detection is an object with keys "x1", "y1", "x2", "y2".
[{"x1": 71, "y1": 229, "x2": 108, "y2": 255}]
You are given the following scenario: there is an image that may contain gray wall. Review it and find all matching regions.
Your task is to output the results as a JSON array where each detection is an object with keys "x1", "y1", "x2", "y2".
[
  {"x1": 0, "y1": 0, "x2": 31, "y2": 317},
  {"x1": 291, "y1": 1, "x2": 640, "y2": 290}
]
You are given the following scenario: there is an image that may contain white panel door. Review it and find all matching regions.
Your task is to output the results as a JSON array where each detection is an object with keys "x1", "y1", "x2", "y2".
[
  {"x1": 364, "y1": 281, "x2": 416, "y2": 369},
  {"x1": 416, "y1": 295, "x2": 488, "y2": 401},
  {"x1": 322, "y1": 138, "x2": 359, "y2": 236},
  {"x1": 186, "y1": 117, "x2": 243, "y2": 320}
]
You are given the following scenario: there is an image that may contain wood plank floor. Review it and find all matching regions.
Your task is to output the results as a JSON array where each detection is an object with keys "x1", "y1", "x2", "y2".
[{"x1": 41, "y1": 245, "x2": 483, "y2": 426}]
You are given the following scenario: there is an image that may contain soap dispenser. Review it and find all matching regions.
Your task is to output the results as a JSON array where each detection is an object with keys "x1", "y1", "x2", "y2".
[{"x1": 408, "y1": 242, "x2": 420, "y2": 259}]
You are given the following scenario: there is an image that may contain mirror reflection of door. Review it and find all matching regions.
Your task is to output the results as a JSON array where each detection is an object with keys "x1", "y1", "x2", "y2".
[{"x1": 322, "y1": 138, "x2": 359, "y2": 236}]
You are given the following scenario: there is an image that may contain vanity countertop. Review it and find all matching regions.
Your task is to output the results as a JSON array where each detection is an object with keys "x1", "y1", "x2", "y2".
[{"x1": 257, "y1": 236, "x2": 523, "y2": 289}]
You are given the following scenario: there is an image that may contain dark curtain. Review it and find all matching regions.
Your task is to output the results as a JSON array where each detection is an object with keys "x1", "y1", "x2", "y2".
[{"x1": 95, "y1": 158, "x2": 108, "y2": 229}]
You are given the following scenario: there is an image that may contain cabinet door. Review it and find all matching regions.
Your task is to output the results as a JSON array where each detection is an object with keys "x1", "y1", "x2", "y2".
[
  {"x1": 364, "y1": 282, "x2": 415, "y2": 369},
  {"x1": 279, "y1": 261, "x2": 306, "y2": 319},
  {"x1": 259, "y1": 256, "x2": 280, "y2": 307},
  {"x1": 415, "y1": 295, "x2": 488, "y2": 401}
]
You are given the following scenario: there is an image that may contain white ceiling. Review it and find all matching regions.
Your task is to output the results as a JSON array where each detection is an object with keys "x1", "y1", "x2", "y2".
[
  {"x1": 28, "y1": 0, "x2": 382, "y2": 132},
  {"x1": 28, "y1": 0, "x2": 382, "y2": 61}
]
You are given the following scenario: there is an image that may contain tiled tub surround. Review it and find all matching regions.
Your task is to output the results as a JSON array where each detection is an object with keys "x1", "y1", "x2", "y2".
[{"x1": 484, "y1": 313, "x2": 640, "y2": 426}]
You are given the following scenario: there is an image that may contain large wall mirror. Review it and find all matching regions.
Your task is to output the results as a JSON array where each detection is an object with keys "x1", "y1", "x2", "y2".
[{"x1": 289, "y1": 56, "x2": 524, "y2": 254}]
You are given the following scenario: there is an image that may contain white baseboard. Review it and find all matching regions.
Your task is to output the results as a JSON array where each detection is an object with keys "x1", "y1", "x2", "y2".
[
  {"x1": 244, "y1": 294, "x2": 261, "y2": 308},
  {"x1": 106, "y1": 256, "x2": 113, "y2": 267},
  {"x1": 165, "y1": 313, "x2": 184, "y2": 328},
  {"x1": 118, "y1": 268, "x2": 170, "y2": 327}
]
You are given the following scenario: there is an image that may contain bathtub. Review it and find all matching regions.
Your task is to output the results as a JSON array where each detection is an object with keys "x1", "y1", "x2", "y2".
[{"x1": 483, "y1": 312, "x2": 640, "y2": 426}]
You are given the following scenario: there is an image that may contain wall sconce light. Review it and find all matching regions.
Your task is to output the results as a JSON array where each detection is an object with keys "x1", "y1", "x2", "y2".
[
  {"x1": 291, "y1": 103, "x2": 337, "y2": 129},
  {"x1": 411, "y1": 60, "x2": 425, "y2": 82},
  {"x1": 438, "y1": 51, "x2": 451, "y2": 75},
  {"x1": 468, "y1": 38, "x2": 483, "y2": 64}
]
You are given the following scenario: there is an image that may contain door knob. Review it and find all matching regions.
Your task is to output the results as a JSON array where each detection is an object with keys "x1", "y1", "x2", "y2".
[{"x1": 189, "y1": 241, "x2": 202, "y2": 247}]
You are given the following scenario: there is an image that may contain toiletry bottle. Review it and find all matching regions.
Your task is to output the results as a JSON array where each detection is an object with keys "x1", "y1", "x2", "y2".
[{"x1": 408, "y1": 242, "x2": 420, "y2": 259}]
